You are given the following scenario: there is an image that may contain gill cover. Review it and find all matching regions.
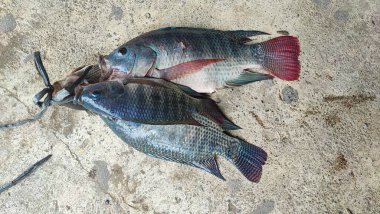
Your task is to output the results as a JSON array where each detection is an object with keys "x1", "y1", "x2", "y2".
[{"x1": 106, "y1": 44, "x2": 156, "y2": 77}]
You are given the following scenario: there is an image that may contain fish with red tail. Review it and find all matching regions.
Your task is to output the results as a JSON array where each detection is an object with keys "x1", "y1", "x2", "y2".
[{"x1": 100, "y1": 27, "x2": 301, "y2": 93}]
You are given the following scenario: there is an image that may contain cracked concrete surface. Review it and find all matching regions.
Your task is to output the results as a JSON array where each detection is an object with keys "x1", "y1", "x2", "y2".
[{"x1": 0, "y1": 0, "x2": 379, "y2": 213}]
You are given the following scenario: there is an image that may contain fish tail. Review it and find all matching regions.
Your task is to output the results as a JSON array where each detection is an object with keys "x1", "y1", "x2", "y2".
[
  {"x1": 200, "y1": 99, "x2": 241, "y2": 130},
  {"x1": 226, "y1": 140, "x2": 267, "y2": 182},
  {"x1": 255, "y1": 36, "x2": 301, "y2": 81}
]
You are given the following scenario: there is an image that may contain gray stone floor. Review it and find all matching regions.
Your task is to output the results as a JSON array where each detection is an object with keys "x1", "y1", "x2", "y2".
[{"x1": 0, "y1": 0, "x2": 379, "y2": 213}]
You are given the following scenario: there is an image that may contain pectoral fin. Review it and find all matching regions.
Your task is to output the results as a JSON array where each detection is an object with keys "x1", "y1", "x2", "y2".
[{"x1": 155, "y1": 59, "x2": 224, "y2": 80}]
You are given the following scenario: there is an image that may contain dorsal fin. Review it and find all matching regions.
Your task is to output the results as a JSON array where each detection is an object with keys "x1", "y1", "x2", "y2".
[
  {"x1": 191, "y1": 112, "x2": 223, "y2": 130},
  {"x1": 174, "y1": 84, "x2": 208, "y2": 99},
  {"x1": 124, "y1": 77, "x2": 208, "y2": 99},
  {"x1": 227, "y1": 30, "x2": 270, "y2": 44}
]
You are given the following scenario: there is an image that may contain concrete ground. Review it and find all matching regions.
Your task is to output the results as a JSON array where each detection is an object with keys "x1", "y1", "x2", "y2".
[{"x1": 0, "y1": 0, "x2": 379, "y2": 213}]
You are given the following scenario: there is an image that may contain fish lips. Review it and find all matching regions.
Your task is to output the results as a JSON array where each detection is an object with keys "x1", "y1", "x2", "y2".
[
  {"x1": 99, "y1": 55, "x2": 113, "y2": 80},
  {"x1": 99, "y1": 55, "x2": 133, "y2": 81}
]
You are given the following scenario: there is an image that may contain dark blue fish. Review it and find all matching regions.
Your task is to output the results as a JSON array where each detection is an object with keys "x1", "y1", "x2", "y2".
[
  {"x1": 102, "y1": 113, "x2": 267, "y2": 182},
  {"x1": 76, "y1": 78, "x2": 240, "y2": 130}
]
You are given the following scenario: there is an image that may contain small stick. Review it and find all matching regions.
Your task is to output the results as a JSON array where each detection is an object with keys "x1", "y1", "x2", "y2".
[{"x1": 0, "y1": 154, "x2": 52, "y2": 194}]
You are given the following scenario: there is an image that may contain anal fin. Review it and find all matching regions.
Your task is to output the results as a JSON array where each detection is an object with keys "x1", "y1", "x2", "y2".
[
  {"x1": 226, "y1": 70, "x2": 273, "y2": 86},
  {"x1": 193, "y1": 156, "x2": 225, "y2": 180}
]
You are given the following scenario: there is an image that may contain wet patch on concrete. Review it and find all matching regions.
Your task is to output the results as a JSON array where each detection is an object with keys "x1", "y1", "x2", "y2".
[
  {"x1": 0, "y1": 13, "x2": 16, "y2": 33},
  {"x1": 281, "y1": 85, "x2": 299, "y2": 105},
  {"x1": 93, "y1": 161, "x2": 110, "y2": 191},
  {"x1": 312, "y1": 0, "x2": 331, "y2": 8},
  {"x1": 110, "y1": 164, "x2": 126, "y2": 188},
  {"x1": 227, "y1": 200, "x2": 239, "y2": 213},
  {"x1": 252, "y1": 200, "x2": 275, "y2": 214},
  {"x1": 334, "y1": 10, "x2": 350, "y2": 23},
  {"x1": 49, "y1": 109, "x2": 77, "y2": 137},
  {"x1": 109, "y1": 5, "x2": 124, "y2": 21},
  {"x1": 0, "y1": 34, "x2": 24, "y2": 70}
]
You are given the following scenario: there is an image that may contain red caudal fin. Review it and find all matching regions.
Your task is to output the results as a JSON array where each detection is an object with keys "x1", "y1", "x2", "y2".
[
  {"x1": 153, "y1": 59, "x2": 224, "y2": 80},
  {"x1": 257, "y1": 36, "x2": 301, "y2": 81}
]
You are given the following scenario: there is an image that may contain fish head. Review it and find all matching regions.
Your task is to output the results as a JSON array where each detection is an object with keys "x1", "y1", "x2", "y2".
[
  {"x1": 76, "y1": 81, "x2": 125, "y2": 117},
  {"x1": 100, "y1": 44, "x2": 156, "y2": 80},
  {"x1": 79, "y1": 81, "x2": 125, "y2": 102},
  {"x1": 100, "y1": 44, "x2": 137, "y2": 78}
]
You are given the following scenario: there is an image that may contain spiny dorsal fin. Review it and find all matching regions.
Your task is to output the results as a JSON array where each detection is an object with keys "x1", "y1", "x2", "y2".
[
  {"x1": 124, "y1": 77, "x2": 208, "y2": 99},
  {"x1": 227, "y1": 30, "x2": 270, "y2": 44}
]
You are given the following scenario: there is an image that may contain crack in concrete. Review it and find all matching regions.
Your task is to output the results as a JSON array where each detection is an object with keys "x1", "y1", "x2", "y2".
[
  {"x1": 51, "y1": 132, "x2": 87, "y2": 173},
  {"x1": 0, "y1": 86, "x2": 33, "y2": 114},
  {"x1": 51, "y1": 132, "x2": 126, "y2": 212}
]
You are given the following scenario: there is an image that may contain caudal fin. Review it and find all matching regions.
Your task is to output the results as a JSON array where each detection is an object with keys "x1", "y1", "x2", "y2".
[
  {"x1": 257, "y1": 36, "x2": 300, "y2": 81},
  {"x1": 200, "y1": 99, "x2": 241, "y2": 130},
  {"x1": 227, "y1": 140, "x2": 267, "y2": 182}
]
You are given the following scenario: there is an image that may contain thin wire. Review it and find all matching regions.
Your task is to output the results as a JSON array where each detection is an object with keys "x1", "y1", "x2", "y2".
[
  {"x1": 0, "y1": 90, "x2": 51, "y2": 130},
  {"x1": 0, "y1": 154, "x2": 52, "y2": 194},
  {"x1": 0, "y1": 59, "x2": 90, "y2": 130},
  {"x1": 0, "y1": 105, "x2": 48, "y2": 129}
]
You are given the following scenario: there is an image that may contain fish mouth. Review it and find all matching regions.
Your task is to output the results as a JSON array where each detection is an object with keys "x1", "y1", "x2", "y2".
[
  {"x1": 98, "y1": 54, "x2": 131, "y2": 81},
  {"x1": 73, "y1": 85, "x2": 84, "y2": 105},
  {"x1": 99, "y1": 54, "x2": 114, "y2": 80}
]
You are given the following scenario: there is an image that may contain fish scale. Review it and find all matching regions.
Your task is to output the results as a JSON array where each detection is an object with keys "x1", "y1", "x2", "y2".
[
  {"x1": 128, "y1": 28, "x2": 253, "y2": 68},
  {"x1": 102, "y1": 113, "x2": 267, "y2": 182},
  {"x1": 78, "y1": 79, "x2": 240, "y2": 129},
  {"x1": 104, "y1": 27, "x2": 300, "y2": 93}
]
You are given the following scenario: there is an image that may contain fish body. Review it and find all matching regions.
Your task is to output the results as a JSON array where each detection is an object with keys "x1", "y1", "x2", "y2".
[
  {"x1": 102, "y1": 114, "x2": 267, "y2": 182},
  {"x1": 102, "y1": 27, "x2": 300, "y2": 93},
  {"x1": 78, "y1": 78, "x2": 240, "y2": 130}
]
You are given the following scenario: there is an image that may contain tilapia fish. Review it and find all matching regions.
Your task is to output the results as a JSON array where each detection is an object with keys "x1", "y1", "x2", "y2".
[
  {"x1": 102, "y1": 113, "x2": 267, "y2": 182},
  {"x1": 77, "y1": 78, "x2": 239, "y2": 130},
  {"x1": 101, "y1": 27, "x2": 300, "y2": 93}
]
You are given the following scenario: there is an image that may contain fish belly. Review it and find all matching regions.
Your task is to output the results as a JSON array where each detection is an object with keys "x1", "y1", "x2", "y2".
[
  {"x1": 168, "y1": 61, "x2": 263, "y2": 93},
  {"x1": 103, "y1": 117, "x2": 222, "y2": 163}
]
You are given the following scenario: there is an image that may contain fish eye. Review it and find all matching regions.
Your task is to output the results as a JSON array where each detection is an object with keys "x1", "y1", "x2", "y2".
[
  {"x1": 110, "y1": 85, "x2": 124, "y2": 95},
  {"x1": 118, "y1": 47, "x2": 127, "y2": 55},
  {"x1": 90, "y1": 90, "x2": 102, "y2": 98}
]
